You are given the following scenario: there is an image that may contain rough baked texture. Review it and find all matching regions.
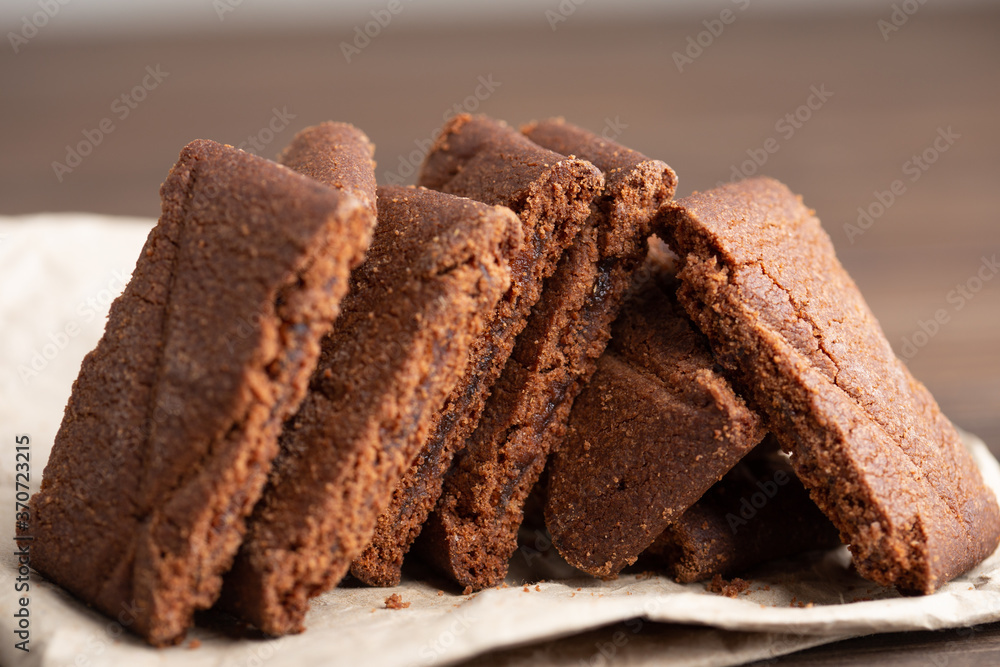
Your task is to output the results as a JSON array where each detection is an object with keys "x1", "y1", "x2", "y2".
[
  {"x1": 642, "y1": 437, "x2": 841, "y2": 583},
  {"x1": 277, "y1": 121, "x2": 377, "y2": 219},
  {"x1": 661, "y1": 176, "x2": 1000, "y2": 594},
  {"x1": 350, "y1": 114, "x2": 603, "y2": 587},
  {"x1": 22, "y1": 139, "x2": 374, "y2": 646},
  {"x1": 219, "y1": 184, "x2": 521, "y2": 635},
  {"x1": 545, "y1": 239, "x2": 765, "y2": 577},
  {"x1": 417, "y1": 118, "x2": 678, "y2": 591}
]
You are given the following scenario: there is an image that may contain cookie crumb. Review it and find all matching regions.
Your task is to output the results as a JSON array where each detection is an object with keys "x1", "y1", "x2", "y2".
[
  {"x1": 534, "y1": 585, "x2": 541, "y2": 592},
  {"x1": 187, "y1": 639, "x2": 201, "y2": 649},
  {"x1": 437, "y1": 590, "x2": 444, "y2": 597},
  {"x1": 706, "y1": 574, "x2": 750, "y2": 598},
  {"x1": 384, "y1": 593, "x2": 410, "y2": 610},
  {"x1": 523, "y1": 585, "x2": 530, "y2": 593}
]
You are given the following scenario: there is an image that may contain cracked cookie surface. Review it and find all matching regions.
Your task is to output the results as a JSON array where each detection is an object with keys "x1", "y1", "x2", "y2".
[{"x1": 661, "y1": 176, "x2": 1000, "y2": 594}]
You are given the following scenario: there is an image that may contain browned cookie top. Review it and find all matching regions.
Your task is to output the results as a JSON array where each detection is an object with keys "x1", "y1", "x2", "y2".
[
  {"x1": 420, "y1": 114, "x2": 603, "y2": 239},
  {"x1": 220, "y1": 184, "x2": 520, "y2": 635},
  {"x1": 24, "y1": 139, "x2": 374, "y2": 645},
  {"x1": 661, "y1": 177, "x2": 1000, "y2": 593},
  {"x1": 523, "y1": 117, "x2": 678, "y2": 257},
  {"x1": 277, "y1": 121, "x2": 377, "y2": 217}
]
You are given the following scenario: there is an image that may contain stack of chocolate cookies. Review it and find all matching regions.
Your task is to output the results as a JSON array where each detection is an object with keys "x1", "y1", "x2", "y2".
[{"x1": 20, "y1": 115, "x2": 1000, "y2": 646}]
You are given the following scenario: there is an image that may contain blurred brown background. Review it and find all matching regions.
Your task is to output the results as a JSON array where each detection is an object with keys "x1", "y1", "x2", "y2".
[{"x1": 2, "y1": 1, "x2": 999, "y2": 663}]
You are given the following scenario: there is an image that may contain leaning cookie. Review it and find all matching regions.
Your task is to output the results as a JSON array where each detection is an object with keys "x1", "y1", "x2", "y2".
[
  {"x1": 660, "y1": 177, "x2": 1000, "y2": 594},
  {"x1": 350, "y1": 114, "x2": 603, "y2": 588},
  {"x1": 417, "y1": 118, "x2": 677, "y2": 591},
  {"x1": 218, "y1": 182, "x2": 521, "y2": 636},
  {"x1": 545, "y1": 239, "x2": 765, "y2": 578},
  {"x1": 22, "y1": 138, "x2": 375, "y2": 646},
  {"x1": 276, "y1": 121, "x2": 377, "y2": 218}
]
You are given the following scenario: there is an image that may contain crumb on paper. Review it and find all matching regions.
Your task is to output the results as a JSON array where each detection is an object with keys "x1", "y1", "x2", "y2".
[
  {"x1": 462, "y1": 585, "x2": 473, "y2": 595},
  {"x1": 187, "y1": 639, "x2": 201, "y2": 650},
  {"x1": 384, "y1": 593, "x2": 410, "y2": 610},
  {"x1": 523, "y1": 585, "x2": 530, "y2": 593},
  {"x1": 706, "y1": 575, "x2": 750, "y2": 598},
  {"x1": 437, "y1": 590, "x2": 444, "y2": 597},
  {"x1": 535, "y1": 585, "x2": 541, "y2": 592}
]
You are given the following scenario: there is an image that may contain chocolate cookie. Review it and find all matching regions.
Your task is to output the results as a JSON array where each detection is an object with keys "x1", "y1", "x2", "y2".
[
  {"x1": 545, "y1": 239, "x2": 765, "y2": 578},
  {"x1": 417, "y1": 118, "x2": 677, "y2": 590},
  {"x1": 349, "y1": 114, "x2": 603, "y2": 587},
  {"x1": 661, "y1": 177, "x2": 1000, "y2": 594},
  {"x1": 22, "y1": 138, "x2": 375, "y2": 646},
  {"x1": 642, "y1": 437, "x2": 841, "y2": 583},
  {"x1": 219, "y1": 184, "x2": 521, "y2": 635},
  {"x1": 276, "y1": 121, "x2": 377, "y2": 218}
]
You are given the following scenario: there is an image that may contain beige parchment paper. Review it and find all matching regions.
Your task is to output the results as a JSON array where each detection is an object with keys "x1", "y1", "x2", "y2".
[{"x1": 1, "y1": 214, "x2": 999, "y2": 667}]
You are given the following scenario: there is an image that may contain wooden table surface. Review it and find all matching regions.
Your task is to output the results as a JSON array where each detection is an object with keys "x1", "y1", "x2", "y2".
[{"x1": 2, "y1": 6, "x2": 998, "y2": 665}]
